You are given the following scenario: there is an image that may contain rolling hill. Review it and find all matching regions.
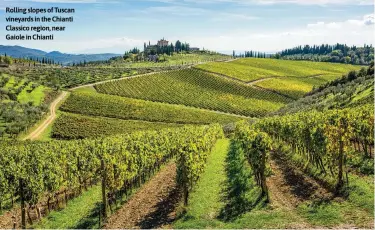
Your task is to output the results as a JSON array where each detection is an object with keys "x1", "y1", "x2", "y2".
[{"x1": 0, "y1": 45, "x2": 120, "y2": 65}]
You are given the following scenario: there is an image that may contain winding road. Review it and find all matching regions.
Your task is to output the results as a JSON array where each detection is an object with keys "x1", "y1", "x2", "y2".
[
  {"x1": 23, "y1": 66, "x2": 255, "y2": 141},
  {"x1": 22, "y1": 70, "x2": 180, "y2": 141},
  {"x1": 23, "y1": 91, "x2": 68, "y2": 141}
]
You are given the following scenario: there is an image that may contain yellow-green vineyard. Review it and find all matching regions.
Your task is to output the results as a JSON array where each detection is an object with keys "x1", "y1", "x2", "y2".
[{"x1": 0, "y1": 56, "x2": 373, "y2": 229}]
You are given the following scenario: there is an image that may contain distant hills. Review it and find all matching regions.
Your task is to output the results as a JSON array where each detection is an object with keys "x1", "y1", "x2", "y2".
[{"x1": 0, "y1": 45, "x2": 121, "y2": 65}]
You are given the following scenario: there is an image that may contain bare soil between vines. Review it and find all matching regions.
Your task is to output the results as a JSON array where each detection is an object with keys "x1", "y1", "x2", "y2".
[{"x1": 104, "y1": 162, "x2": 181, "y2": 229}]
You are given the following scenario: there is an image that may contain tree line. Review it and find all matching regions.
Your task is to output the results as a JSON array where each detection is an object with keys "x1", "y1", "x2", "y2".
[
  {"x1": 121, "y1": 39, "x2": 194, "y2": 62},
  {"x1": 233, "y1": 50, "x2": 269, "y2": 58},
  {"x1": 143, "y1": 40, "x2": 191, "y2": 56},
  {"x1": 275, "y1": 43, "x2": 374, "y2": 65},
  {"x1": 0, "y1": 54, "x2": 61, "y2": 67}
]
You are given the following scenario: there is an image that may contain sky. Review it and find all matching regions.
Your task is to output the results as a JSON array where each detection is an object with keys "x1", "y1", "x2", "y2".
[{"x1": 0, "y1": 0, "x2": 373, "y2": 54}]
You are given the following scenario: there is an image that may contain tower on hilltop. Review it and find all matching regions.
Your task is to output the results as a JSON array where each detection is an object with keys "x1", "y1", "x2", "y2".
[{"x1": 157, "y1": 38, "x2": 169, "y2": 47}]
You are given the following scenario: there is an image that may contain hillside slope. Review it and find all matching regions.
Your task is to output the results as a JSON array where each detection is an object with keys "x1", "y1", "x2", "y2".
[{"x1": 276, "y1": 63, "x2": 374, "y2": 115}]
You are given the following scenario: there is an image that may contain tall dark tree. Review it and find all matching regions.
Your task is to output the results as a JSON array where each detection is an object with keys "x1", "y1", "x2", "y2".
[{"x1": 175, "y1": 40, "x2": 182, "y2": 52}]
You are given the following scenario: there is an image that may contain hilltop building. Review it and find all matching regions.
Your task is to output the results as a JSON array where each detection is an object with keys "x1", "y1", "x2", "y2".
[
  {"x1": 157, "y1": 38, "x2": 169, "y2": 47},
  {"x1": 143, "y1": 38, "x2": 192, "y2": 58},
  {"x1": 144, "y1": 38, "x2": 170, "y2": 55}
]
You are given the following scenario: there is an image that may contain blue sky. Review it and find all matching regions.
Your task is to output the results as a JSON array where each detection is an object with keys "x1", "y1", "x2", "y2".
[{"x1": 0, "y1": 0, "x2": 373, "y2": 54}]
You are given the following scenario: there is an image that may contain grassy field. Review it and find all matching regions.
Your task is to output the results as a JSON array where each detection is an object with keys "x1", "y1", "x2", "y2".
[
  {"x1": 17, "y1": 84, "x2": 46, "y2": 105},
  {"x1": 196, "y1": 58, "x2": 361, "y2": 82},
  {"x1": 32, "y1": 185, "x2": 102, "y2": 229},
  {"x1": 52, "y1": 112, "x2": 184, "y2": 139},
  {"x1": 173, "y1": 139, "x2": 299, "y2": 229},
  {"x1": 173, "y1": 139, "x2": 374, "y2": 229},
  {"x1": 1, "y1": 74, "x2": 48, "y2": 105},
  {"x1": 94, "y1": 68, "x2": 292, "y2": 117}
]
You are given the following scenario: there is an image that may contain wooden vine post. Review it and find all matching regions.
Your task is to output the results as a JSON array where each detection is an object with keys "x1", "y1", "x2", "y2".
[
  {"x1": 101, "y1": 158, "x2": 108, "y2": 221},
  {"x1": 336, "y1": 119, "x2": 346, "y2": 193},
  {"x1": 260, "y1": 149, "x2": 269, "y2": 202},
  {"x1": 19, "y1": 178, "x2": 26, "y2": 229}
]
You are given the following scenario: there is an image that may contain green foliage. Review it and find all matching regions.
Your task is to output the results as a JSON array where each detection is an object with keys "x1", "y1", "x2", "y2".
[
  {"x1": 95, "y1": 68, "x2": 291, "y2": 117},
  {"x1": 17, "y1": 84, "x2": 45, "y2": 106},
  {"x1": 173, "y1": 139, "x2": 303, "y2": 229},
  {"x1": 233, "y1": 121, "x2": 271, "y2": 200},
  {"x1": 32, "y1": 185, "x2": 102, "y2": 229},
  {"x1": 278, "y1": 44, "x2": 374, "y2": 65},
  {"x1": 0, "y1": 74, "x2": 56, "y2": 139},
  {"x1": 89, "y1": 52, "x2": 231, "y2": 68},
  {"x1": 0, "y1": 101, "x2": 47, "y2": 139},
  {"x1": 0, "y1": 66, "x2": 154, "y2": 90},
  {"x1": 255, "y1": 77, "x2": 328, "y2": 99},
  {"x1": 52, "y1": 112, "x2": 184, "y2": 139},
  {"x1": 255, "y1": 105, "x2": 374, "y2": 191},
  {"x1": 0, "y1": 124, "x2": 223, "y2": 224},
  {"x1": 196, "y1": 58, "x2": 360, "y2": 82},
  {"x1": 277, "y1": 64, "x2": 374, "y2": 115},
  {"x1": 60, "y1": 91, "x2": 244, "y2": 125},
  {"x1": 176, "y1": 124, "x2": 224, "y2": 205}
]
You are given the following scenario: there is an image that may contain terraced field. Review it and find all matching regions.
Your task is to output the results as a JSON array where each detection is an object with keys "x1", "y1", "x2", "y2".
[
  {"x1": 94, "y1": 68, "x2": 292, "y2": 117},
  {"x1": 196, "y1": 58, "x2": 361, "y2": 82}
]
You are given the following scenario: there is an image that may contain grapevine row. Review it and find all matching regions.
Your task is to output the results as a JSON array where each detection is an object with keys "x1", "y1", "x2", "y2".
[
  {"x1": 60, "y1": 91, "x2": 243, "y2": 127},
  {"x1": 176, "y1": 124, "x2": 224, "y2": 205},
  {"x1": 0, "y1": 124, "x2": 223, "y2": 227},
  {"x1": 232, "y1": 121, "x2": 272, "y2": 201},
  {"x1": 94, "y1": 68, "x2": 291, "y2": 117},
  {"x1": 254, "y1": 105, "x2": 374, "y2": 192}
]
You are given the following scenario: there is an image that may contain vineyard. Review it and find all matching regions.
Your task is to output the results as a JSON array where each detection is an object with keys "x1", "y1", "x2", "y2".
[
  {"x1": 0, "y1": 55, "x2": 373, "y2": 229},
  {"x1": 60, "y1": 91, "x2": 244, "y2": 125},
  {"x1": 94, "y1": 68, "x2": 292, "y2": 117},
  {"x1": 196, "y1": 58, "x2": 361, "y2": 82},
  {"x1": 255, "y1": 105, "x2": 374, "y2": 190},
  {"x1": 254, "y1": 76, "x2": 328, "y2": 99},
  {"x1": 277, "y1": 65, "x2": 374, "y2": 114},
  {"x1": 0, "y1": 124, "x2": 223, "y2": 228},
  {"x1": 52, "y1": 112, "x2": 184, "y2": 139}
]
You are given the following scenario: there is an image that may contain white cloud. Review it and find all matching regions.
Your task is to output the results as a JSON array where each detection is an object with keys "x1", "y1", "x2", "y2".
[
  {"x1": 211, "y1": 13, "x2": 258, "y2": 21},
  {"x1": 363, "y1": 14, "x2": 375, "y2": 25},
  {"x1": 182, "y1": 14, "x2": 374, "y2": 52},
  {"x1": 3, "y1": 14, "x2": 372, "y2": 54},
  {"x1": 141, "y1": 5, "x2": 258, "y2": 21},
  {"x1": 308, "y1": 14, "x2": 374, "y2": 28}
]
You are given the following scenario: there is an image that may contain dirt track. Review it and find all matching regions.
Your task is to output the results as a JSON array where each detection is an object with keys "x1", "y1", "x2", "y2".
[
  {"x1": 104, "y1": 163, "x2": 180, "y2": 229},
  {"x1": 23, "y1": 91, "x2": 68, "y2": 141}
]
